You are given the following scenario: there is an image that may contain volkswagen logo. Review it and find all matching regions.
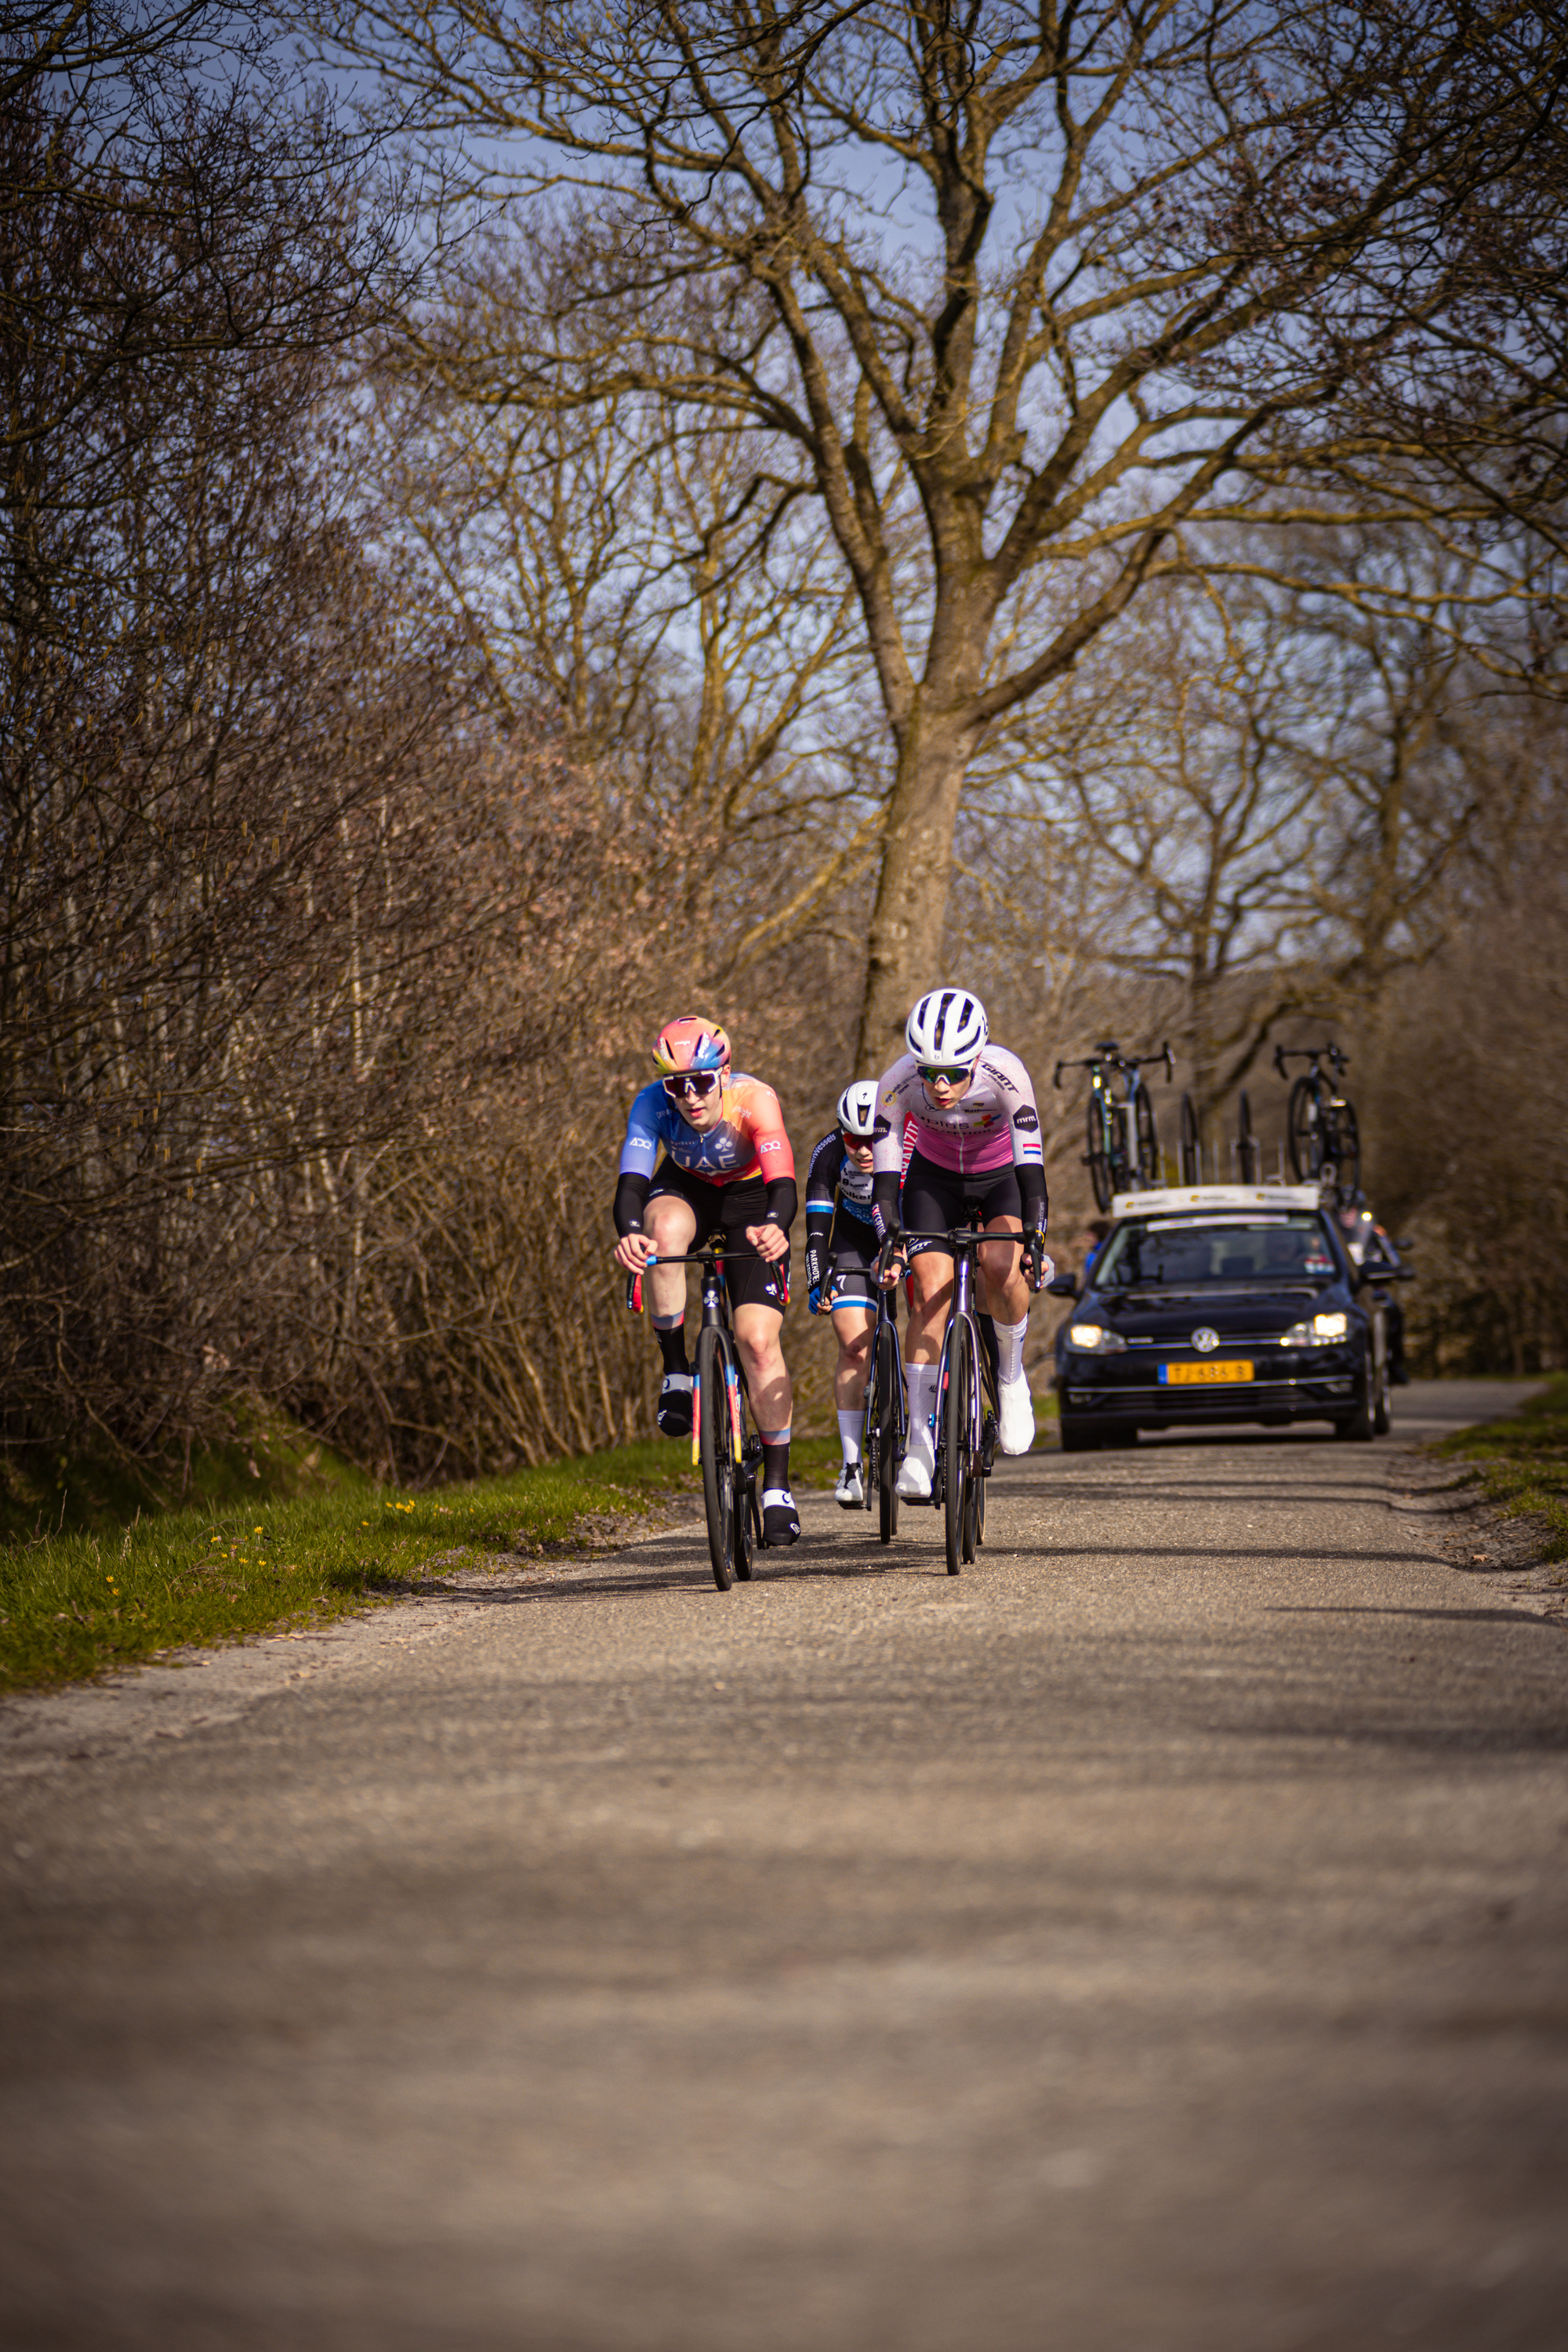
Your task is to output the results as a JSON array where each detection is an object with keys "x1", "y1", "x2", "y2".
[{"x1": 1192, "y1": 1327, "x2": 1218, "y2": 1353}]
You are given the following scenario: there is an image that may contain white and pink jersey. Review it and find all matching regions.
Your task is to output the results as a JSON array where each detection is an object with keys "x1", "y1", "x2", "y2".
[{"x1": 872, "y1": 1048, "x2": 1044, "y2": 1180}]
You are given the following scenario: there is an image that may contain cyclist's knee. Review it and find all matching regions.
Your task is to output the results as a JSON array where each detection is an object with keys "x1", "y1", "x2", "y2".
[{"x1": 646, "y1": 1196, "x2": 696, "y2": 1250}]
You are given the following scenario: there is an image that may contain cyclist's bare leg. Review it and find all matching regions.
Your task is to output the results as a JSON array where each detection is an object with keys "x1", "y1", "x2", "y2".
[
  {"x1": 831, "y1": 1301, "x2": 874, "y2": 1411},
  {"x1": 905, "y1": 1250, "x2": 953, "y2": 1366},
  {"x1": 733, "y1": 1303, "x2": 792, "y2": 1435},
  {"x1": 977, "y1": 1214, "x2": 1028, "y2": 1323},
  {"x1": 643, "y1": 1196, "x2": 698, "y2": 1321}
]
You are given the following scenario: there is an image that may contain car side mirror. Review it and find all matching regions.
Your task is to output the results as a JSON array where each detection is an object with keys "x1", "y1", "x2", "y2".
[{"x1": 1047, "y1": 1274, "x2": 1080, "y2": 1299}]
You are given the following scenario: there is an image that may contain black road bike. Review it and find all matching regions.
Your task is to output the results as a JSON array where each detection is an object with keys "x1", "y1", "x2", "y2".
[
  {"x1": 1055, "y1": 1042, "x2": 1173, "y2": 1210},
  {"x1": 627, "y1": 1242, "x2": 762, "y2": 1592},
  {"x1": 1274, "y1": 1043, "x2": 1359, "y2": 1192},
  {"x1": 884, "y1": 1227, "x2": 1042, "y2": 1577},
  {"x1": 858, "y1": 1272, "x2": 906, "y2": 1544}
]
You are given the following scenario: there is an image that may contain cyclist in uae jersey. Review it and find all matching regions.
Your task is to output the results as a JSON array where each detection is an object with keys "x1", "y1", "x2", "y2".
[
  {"x1": 803, "y1": 1080, "x2": 889, "y2": 1509},
  {"x1": 872, "y1": 987, "x2": 1051, "y2": 1498},
  {"x1": 612, "y1": 1013, "x2": 801, "y2": 1546}
]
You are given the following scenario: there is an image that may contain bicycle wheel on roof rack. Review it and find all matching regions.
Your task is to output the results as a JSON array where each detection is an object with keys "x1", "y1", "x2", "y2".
[
  {"x1": 1327, "y1": 1098, "x2": 1360, "y2": 1194},
  {"x1": 1085, "y1": 1097, "x2": 1114, "y2": 1211},
  {"x1": 1134, "y1": 1087, "x2": 1160, "y2": 1185},
  {"x1": 1287, "y1": 1077, "x2": 1322, "y2": 1181},
  {"x1": 1178, "y1": 1094, "x2": 1201, "y2": 1185},
  {"x1": 1237, "y1": 1090, "x2": 1261, "y2": 1185}
]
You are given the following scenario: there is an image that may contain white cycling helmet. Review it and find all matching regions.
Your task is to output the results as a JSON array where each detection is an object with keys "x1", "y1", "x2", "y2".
[
  {"x1": 905, "y1": 988, "x2": 989, "y2": 1069},
  {"x1": 837, "y1": 1079, "x2": 879, "y2": 1137}
]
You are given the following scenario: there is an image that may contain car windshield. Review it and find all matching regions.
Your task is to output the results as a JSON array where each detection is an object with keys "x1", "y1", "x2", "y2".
[{"x1": 1094, "y1": 1214, "x2": 1338, "y2": 1288}]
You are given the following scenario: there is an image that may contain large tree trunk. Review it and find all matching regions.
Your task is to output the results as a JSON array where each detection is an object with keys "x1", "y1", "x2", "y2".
[{"x1": 855, "y1": 713, "x2": 975, "y2": 1076}]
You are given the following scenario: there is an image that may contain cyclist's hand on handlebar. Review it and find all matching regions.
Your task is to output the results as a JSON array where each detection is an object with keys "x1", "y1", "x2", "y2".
[
  {"x1": 613, "y1": 1231, "x2": 652, "y2": 1274},
  {"x1": 1024, "y1": 1232, "x2": 1054, "y2": 1293},
  {"x1": 807, "y1": 1282, "x2": 824, "y2": 1316},
  {"x1": 745, "y1": 1218, "x2": 789, "y2": 1264},
  {"x1": 877, "y1": 1234, "x2": 908, "y2": 1289}
]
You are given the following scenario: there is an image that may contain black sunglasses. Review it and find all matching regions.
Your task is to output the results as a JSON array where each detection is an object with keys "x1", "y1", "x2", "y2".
[{"x1": 662, "y1": 1071, "x2": 720, "y2": 1100}]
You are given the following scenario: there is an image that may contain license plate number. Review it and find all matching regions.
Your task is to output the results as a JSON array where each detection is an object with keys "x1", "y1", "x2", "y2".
[{"x1": 1161, "y1": 1359, "x2": 1254, "y2": 1385}]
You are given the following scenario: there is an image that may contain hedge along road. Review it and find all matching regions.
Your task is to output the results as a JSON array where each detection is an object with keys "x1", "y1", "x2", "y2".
[{"x1": 2, "y1": 1382, "x2": 1565, "y2": 2352}]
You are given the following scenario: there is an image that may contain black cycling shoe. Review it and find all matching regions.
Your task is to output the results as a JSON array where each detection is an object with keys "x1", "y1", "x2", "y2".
[
  {"x1": 657, "y1": 1371, "x2": 694, "y2": 1436},
  {"x1": 760, "y1": 1488, "x2": 800, "y2": 1546}
]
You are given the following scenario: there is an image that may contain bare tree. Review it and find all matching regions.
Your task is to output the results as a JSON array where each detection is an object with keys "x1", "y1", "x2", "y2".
[
  {"x1": 371, "y1": 253, "x2": 893, "y2": 981},
  {"x1": 317, "y1": 0, "x2": 1568, "y2": 1065}
]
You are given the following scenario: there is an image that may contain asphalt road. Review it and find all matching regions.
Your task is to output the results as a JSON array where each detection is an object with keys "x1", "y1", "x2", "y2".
[{"x1": 3, "y1": 1381, "x2": 1566, "y2": 2352}]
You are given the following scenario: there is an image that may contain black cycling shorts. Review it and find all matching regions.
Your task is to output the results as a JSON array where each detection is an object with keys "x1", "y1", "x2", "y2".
[
  {"x1": 824, "y1": 1211, "x2": 879, "y2": 1308},
  {"x1": 900, "y1": 1148, "x2": 1023, "y2": 1259},
  {"x1": 645, "y1": 1159, "x2": 789, "y2": 1314}
]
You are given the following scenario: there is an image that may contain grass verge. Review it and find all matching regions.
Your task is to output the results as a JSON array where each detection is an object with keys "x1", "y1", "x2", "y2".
[
  {"x1": 1436, "y1": 1375, "x2": 1568, "y2": 1563},
  {"x1": 1, "y1": 1432, "x2": 843, "y2": 1697}
]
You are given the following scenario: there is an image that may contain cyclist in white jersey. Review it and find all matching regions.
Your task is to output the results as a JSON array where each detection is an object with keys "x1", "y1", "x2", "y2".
[{"x1": 872, "y1": 988, "x2": 1051, "y2": 1500}]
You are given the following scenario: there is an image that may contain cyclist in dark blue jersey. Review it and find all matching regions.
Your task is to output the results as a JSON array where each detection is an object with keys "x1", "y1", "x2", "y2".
[{"x1": 803, "y1": 1080, "x2": 887, "y2": 1507}]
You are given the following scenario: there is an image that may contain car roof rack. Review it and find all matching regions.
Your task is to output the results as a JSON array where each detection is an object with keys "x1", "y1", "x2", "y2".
[{"x1": 1109, "y1": 1183, "x2": 1325, "y2": 1216}]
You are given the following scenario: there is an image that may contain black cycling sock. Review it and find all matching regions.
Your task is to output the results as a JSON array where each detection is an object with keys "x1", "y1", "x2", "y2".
[
  {"x1": 762, "y1": 1440, "x2": 790, "y2": 1492},
  {"x1": 655, "y1": 1322, "x2": 689, "y2": 1375}
]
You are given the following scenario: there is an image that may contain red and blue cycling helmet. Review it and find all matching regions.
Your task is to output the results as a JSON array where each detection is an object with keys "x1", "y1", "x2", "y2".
[{"x1": 652, "y1": 1014, "x2": 731, "y2": 1077}]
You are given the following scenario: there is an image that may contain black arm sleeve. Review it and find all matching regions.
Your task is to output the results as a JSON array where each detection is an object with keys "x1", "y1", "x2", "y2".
[
  {"x1": 872, "y1": 1170, "x2": 902, "y2": 1229},
  {"x1": 762, "y1": 1175, "x2": 797, "y2": 1232},
  {"x1": 613, "y1": 1171, "x2": 650, "y2": 1237},
  {"x1": 1018, "y1": 1166, "x2": 1048, "y2": 1230}
]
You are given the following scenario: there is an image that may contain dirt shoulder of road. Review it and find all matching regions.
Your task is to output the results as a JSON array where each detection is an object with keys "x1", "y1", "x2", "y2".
[{"x1": 1389, "y1": 1429, "x2": 1568, "y2": 1624}]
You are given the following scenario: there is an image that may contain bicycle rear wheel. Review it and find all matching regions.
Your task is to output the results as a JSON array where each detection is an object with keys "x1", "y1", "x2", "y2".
[
  {"x1": 696, "y1": 1324, "x2": 737, "y2": 1592},
  {"x1": 1085, "y1": 1097, "x2": 1113, "y2": 1211},
  {"x1": 1237, "y1": 1089, "x2": 1261, "y2": 1184},
  {"x1": 1287, "y1": 1077, "x2": 1321, "y2": 1181},
  {"x1": 944, "y1": 1316, "x2": 977, "y2": 1577},
  {"x1": 1134, "y1": 1087, "x2": 1159, "y2": 1185},
  {"x1": 874, "y1": 1319, "x2": 902, "y2": 1544},
  {"x1": 1179, "y1": 1093, "x2": 1201, "y2": 1185}
]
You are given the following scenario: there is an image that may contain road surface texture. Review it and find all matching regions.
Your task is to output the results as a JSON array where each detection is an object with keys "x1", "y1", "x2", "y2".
[{"x1": 3, "y1": 1381, "x2": 1566, "y2": 2352}]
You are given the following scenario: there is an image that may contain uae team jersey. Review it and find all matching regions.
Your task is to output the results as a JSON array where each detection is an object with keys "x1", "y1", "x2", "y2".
[
  {"x1": 619, "y1": 1073, "x2": 794, "y2": 1189},
  {"x1": 871, "y1": 1048, "x2": 1044, "y2": 1181}
]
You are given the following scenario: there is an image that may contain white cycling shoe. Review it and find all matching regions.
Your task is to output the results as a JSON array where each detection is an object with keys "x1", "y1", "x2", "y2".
[
  {"x1": 996, "y1": 1374, "x2": 1036, "y2": 1457},
  {"x1": 896, "y1": 1425, "x2": 935, "y2": 1502},
  {"x1": 835, "y1": 1461, "x2": 865, "y2": 1508}
]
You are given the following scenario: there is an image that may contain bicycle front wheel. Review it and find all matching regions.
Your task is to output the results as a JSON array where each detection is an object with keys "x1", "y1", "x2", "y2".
[
  {"x1": 874, "y1": 1318, "x2": 902, "y2": 1544},
  {"x1": 1134, "y1": 1087, "x2": 1159, "y2": 1185},
  {"x1": 696, "y1": 1324, "x2": 737, "y2": 1592},
  {"x1": 1179, "y1": 1093, "x2": 1201, "y2": 1185},
  {"x1": 1287, "y1": 1077, "x2": 1320, "y2": 1181},
  {"x1": 1085, "y1": 1097, "x2": 1113, "y2": 1211},
  {"x1": 944, "y1": 1316, "x2": 978, "y2": 1577}
]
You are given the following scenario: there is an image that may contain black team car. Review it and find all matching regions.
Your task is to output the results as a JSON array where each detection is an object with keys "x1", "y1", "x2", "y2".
[{"x1": 1051, "y1": 1185, "x2": 1413, "y2": 1451}]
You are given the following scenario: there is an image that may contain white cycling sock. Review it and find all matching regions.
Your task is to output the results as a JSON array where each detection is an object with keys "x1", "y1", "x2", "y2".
[
  {"x1": 837, "y1": 1408, "x2": 861, "y2": 1463},
  {"x1": 906, "y1": 1362, "x2": 938, "y2": 1452},
  {"x1": 996, "y1": 1316, "x2": 1030, "y2": 1385}
]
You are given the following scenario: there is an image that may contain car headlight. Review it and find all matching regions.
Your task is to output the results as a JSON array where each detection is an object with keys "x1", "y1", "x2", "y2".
[
  {"x1": 1279, "y1": 1311, "x2": 1349, "y2": 1345},
  {"x1": 1068, "y1": 1322, "x2": 1127, "y2": 1353}
]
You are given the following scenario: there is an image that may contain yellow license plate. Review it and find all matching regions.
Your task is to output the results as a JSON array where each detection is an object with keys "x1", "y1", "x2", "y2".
[{"x1": 1162, "y1": 1359, "x2": 1254, "y2": 1385}]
